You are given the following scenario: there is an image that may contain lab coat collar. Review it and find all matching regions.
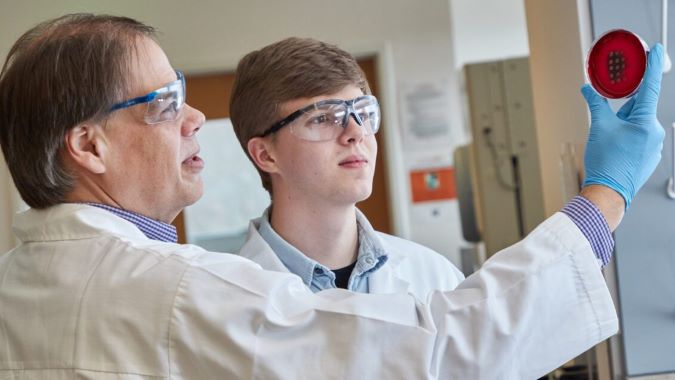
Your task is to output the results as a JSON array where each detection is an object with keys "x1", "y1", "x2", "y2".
[
  {"x1": 13, "y1": 203, "x2": 148, "y2": 243},
  {"x1": 241, "y1": 218, "x2": 289, "y2": 273}
]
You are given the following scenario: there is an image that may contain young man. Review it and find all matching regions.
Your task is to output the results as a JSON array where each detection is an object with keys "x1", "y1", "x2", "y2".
[
  {"x1": 0, "y1": 13, "x2": 665, "y2": 379},
  {"x1": 230, "y1": 38, "x2": 464, "y2": 298}
]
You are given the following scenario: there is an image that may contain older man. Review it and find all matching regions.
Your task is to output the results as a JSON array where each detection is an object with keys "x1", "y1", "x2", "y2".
[{"x1": 0, "y1": 13, "x2": 665, "y2": 379}]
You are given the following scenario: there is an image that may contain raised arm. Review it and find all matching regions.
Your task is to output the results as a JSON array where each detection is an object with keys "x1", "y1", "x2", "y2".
[{"x1": 170, "y1": 45, "x2": 664, "y2": 380}]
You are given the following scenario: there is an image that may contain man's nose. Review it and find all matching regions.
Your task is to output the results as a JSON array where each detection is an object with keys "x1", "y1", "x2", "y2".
[
  {"x1": 182, "y1": 104, "x2": 205, "y2": 137},
  {"x1": 338, "y1": 112, "x2": 365, "y2": 144}
]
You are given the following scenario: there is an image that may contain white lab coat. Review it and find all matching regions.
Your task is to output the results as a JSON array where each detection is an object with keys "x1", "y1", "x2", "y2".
[
  {"x1": 238, "y1": 212, "x2": 466, "y2": 300},
  {"x1": 0, "y1": 204, "x2": 618, "y2": 379}
]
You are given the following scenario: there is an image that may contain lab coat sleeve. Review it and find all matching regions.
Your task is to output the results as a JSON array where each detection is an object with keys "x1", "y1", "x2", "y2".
[
  {"x1": 428, "y1": 212, "x2": 617, "y2": 378},
  {"x1": 168, "y1": 212, "x2": 617, "y2": 379}
]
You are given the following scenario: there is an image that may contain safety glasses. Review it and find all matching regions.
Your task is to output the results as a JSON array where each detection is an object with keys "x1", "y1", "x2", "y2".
[
  {"x1": 260, "y1": 95, "x2": 381, "y2": 141},
  {"x1": 109, "y1": 70, "x2": 185, "y2": 125}
]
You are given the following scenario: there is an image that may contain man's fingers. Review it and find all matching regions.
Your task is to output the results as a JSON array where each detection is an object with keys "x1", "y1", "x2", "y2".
[
  {"x1": 632, "y1": 43, "x2": 664, "y2": 118},
  {"x1": 581, "y1": 84, "x2": 612, "y2": 121},
  {"x1": 617, "y1": 97, "x2": 636, "y2": 120}
]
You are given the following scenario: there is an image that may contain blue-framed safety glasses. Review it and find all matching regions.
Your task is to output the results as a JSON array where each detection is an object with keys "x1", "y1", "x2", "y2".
[
  {"x1": 109, "y1": 70, "x2": 185, "y2": 125},
  {"x1": 260, "y1": 95, "x2": 381, "y2": 141}
]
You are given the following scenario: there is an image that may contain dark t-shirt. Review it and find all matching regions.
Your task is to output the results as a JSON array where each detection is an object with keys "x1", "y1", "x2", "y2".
[{"x1": 332, "y1": 262, "x2": 357, "y2": 289}]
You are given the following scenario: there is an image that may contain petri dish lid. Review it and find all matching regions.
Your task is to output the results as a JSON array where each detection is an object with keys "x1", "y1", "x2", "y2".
[{"x1": 586, "y1": 29, "x2": 648, "y2": 99}]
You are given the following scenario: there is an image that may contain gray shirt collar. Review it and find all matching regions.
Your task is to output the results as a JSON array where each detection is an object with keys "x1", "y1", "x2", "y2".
[{"x1": 257, "y1": 208, "x2": 388, "y2": 292}]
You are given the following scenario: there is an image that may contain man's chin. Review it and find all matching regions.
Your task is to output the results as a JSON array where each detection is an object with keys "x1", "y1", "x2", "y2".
[
  {"x1": 355, "y1": 185, "x2": 374, "y2": 201},
  {"x1": 173, "y1": 180, "x2": 204, "y2": 212},
  {"x1": 186, "y1": 182, "x2": 204, "y2": 206},
  {"x1": 341, "y1": 188, "x2": 373, "y2": 205}
]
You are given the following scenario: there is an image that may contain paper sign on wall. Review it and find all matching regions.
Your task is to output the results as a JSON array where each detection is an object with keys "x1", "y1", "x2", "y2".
[
  {"x1": 399, "y1": 80, "x2": 455, "y2": 151},
  {"x1": 410, "y1": 167, "x2": 456, "y2": 203}
]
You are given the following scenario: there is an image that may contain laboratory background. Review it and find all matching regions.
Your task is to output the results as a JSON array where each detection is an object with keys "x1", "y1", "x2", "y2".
[{"x1": 1, "y1": 0, "x2": 674, "y2": 379}]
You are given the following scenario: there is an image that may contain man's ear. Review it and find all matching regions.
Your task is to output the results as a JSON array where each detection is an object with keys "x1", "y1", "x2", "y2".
[
  {"x1": 63, "y1": 123, "x2": 107, "y2": 174},
  {"x1": 247, "y1": 137, "x2": 279, "y2": 174}
]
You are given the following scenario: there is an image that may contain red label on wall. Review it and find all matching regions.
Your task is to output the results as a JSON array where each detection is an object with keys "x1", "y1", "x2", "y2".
[{"x1": 410, "y1": 167, "x2": 456, "y2": 203}]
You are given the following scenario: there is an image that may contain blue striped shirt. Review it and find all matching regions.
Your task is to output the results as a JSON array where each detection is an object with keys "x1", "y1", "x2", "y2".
[
  {"x1": 86, "y1": 203, "x2": 178, "y2": 243},
  {"x1": 561, "y1": 196, "x2": 614, "y2": 267}
]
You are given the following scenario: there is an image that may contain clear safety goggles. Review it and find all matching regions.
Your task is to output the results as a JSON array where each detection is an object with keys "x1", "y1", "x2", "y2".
[
  {"x1": 109, "y1": 70, "x2": 185, "y2": 125},
  {"x1": 260, "y1": 95, "x2": 381, "y2": 141}
]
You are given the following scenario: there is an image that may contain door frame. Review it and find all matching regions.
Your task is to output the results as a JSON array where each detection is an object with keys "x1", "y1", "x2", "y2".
[{"x1": 352, "y1": 42, "x2": 409, "y2": 238}]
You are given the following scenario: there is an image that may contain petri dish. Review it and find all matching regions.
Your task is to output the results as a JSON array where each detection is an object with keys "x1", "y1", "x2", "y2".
[{"x1": 586, "y1": 29, "x2": 649, "y2": 99}]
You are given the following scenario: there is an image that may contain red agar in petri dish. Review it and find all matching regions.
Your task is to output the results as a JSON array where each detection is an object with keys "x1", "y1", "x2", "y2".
[{"x1": 586, "y1": 29, "x2": 649, "y2": 99}]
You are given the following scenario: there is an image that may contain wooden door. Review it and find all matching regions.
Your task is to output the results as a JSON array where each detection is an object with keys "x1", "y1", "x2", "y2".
[
  {"x1": 172, "y1": 57, "x2": 392, "y2": 241},
  {"x1": 355, "y1": 58, "x2": 392, "y2": 234}
]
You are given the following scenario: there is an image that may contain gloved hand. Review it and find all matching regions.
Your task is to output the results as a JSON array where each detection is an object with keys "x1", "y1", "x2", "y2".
[{"x1": 581, "y1": 43, "x2": 665, "y2": 209}]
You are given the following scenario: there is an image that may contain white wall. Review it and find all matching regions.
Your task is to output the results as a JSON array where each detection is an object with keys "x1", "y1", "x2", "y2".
[
  {"x1": 0, "y1": 0, "x2": 532, "y2": 264},
  {"x1": 450, "y1": 0, "x2": 530, "y2": 68},
  {"x1": 450, "y1": 0, "x2": 593, "y2": 217}
]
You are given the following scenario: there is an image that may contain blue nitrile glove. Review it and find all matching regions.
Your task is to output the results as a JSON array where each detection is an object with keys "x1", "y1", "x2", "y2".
[{"x1": 581, "y1": 43, "x2": 666, "y2": 209}]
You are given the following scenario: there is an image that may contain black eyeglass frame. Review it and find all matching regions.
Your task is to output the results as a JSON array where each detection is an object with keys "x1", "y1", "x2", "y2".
[{"x1": 258, "y1": 95, "x2": 380, "y2": 137}]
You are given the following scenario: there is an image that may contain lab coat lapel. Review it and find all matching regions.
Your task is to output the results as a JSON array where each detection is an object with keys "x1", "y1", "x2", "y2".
[
  {"x1": 368, "y1": 263, "x2": 411, "y2": 295},
  {"x1": 238, "y1": 219, "x2": 290, "y2": 273},
  {"x1": 367, "y1": 237, "x2": 411, "y2": 295}
]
